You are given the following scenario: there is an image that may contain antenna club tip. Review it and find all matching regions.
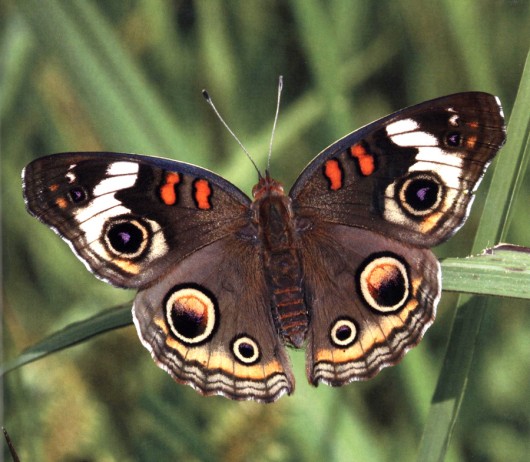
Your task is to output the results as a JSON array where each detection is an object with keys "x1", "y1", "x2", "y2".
[{"x1": 202, "y1": 89, "x2": 211, "y2": 101}]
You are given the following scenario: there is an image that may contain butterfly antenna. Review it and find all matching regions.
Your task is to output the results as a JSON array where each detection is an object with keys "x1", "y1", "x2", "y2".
[
  {"x1": 202, "y1": 89, "x2": 262, "y2": 179},
  {"x1": 267, "y1": 75, "x2": 283, "y2": 174}
]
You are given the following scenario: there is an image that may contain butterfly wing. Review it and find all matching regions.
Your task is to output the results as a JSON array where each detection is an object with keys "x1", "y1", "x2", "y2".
[
  {"x1": 24, "y1": 152, "x2": 294, "y2": 401},
  {"x1": 299, "y1": 224, "x2": 440, "y2": 385},
  {"x1": 23, "y1": 152, "x2": 252, "y2": 288},
  {"x1": 290, "y1": 92, "x2": 506, "y2": 248},
  {"x1": 290, "y1": 93, "x2": 505, "y2": 385},
  {"x1": 133, "y1": 235, "x2": 295, "y2": 402}
]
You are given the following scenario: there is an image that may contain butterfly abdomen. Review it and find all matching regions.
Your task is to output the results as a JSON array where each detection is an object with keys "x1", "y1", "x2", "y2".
[
  {"x1": 253, "y1": 178, "x2": 309, "y2": 348},
  {"x1": 267, "y1": 250, "x2": 307, "y2": 348}
]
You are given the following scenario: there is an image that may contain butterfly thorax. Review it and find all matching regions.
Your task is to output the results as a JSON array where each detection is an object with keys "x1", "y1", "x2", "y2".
[{"x1": 251, "y1": 174, "x2": 309, "y2": 348}]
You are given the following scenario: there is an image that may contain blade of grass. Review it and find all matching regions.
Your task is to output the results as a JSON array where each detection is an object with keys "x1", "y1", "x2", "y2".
[
  {"x1": 0, "y1": 303, "x2": 132, "y2": 376},
  {"x1": 417, "y1": 48, "x2": 530, "y2": 462},
  {"x1": 441, "y1": 245, "x2": 530, "y2": 299}
]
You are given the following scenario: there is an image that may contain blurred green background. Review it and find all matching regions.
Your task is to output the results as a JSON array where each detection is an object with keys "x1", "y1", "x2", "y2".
[{"x1": 2, "y1": 1, "x2": 529, "y2": 461}]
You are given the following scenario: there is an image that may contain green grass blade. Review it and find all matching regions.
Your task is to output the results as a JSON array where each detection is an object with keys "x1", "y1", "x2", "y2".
[
  {"x1": 1, "y1": 304, "x2": 132, "y2": 376},
  {"x1": 441, "y1": 245, "x2": 530, "y2": 299},
  {"x1": 417, "y1": 47, "x2": 530, "y2": 462}
]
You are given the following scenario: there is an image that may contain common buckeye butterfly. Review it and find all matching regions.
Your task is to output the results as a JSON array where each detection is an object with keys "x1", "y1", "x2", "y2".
[{"x1": 22, "y1": 92, "x2": 505, "y2": 402}]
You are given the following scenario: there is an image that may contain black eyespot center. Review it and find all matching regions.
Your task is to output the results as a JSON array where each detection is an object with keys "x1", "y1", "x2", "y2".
[
  {"x1": 336, "y1": 325, "x2": 352, "y2": 341},
  {"x1": 374, "y1": 267, "x2": 407, "y2": 307},
  {"x1": 103, "y1": 216, "x2": 151, "y2": 259},
  {"x1": 171, "y1": 303, "x2": 206, "y2": 338},
  {"x1": 330, "y1": 317, "x2": 358, "y2": 348},
  {"x1": 231, "y1": 335, "x2": 261, "y2": 365},
  {"x1": 238, "y1": 342, "x2": 255, "y2": 358},
  {"x1": 68, "y1": 186, "x2": 87, "y2": 203},
  {"x1": 404, "y1": 177, "x2": 440, "y2": 211},
  {"x1": 446, "y1": 131, "x2": 462, "y2": 147},
  {"x1": 107, "y1": 221, "x2": 144, "y2": 254}
]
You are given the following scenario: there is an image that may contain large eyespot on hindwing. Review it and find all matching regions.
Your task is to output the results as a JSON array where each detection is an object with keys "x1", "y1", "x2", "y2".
[
  {"x1": 397, "y1": 171, "x2": 445, "y2": 218},
  {"x1": 329, "y1": 317, "x2": 358, "y2": 348},
  {"x1": 103, "y1": 216, "x2": 151, "y2": 259},
  {"x1": 164, "y1": 284, "x2": 219, "y2": 345},
  {"x1": 357, "y1": 253, "x2": 411, "y2": 313},
  {"x1": 231, "y1": 335, "x2": 261, "y2": 365}
]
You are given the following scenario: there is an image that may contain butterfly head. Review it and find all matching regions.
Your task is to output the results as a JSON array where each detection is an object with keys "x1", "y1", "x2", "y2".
[{"x1": 252, "y1": 172, "x2": 285, "y2": 200}]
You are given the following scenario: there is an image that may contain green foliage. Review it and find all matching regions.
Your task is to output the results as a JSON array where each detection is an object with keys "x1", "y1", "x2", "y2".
[
  {"x1": 442, "y1": 246, "x2": 530, "y2": 299},
  {"x1": 2, "y1": 1, "x2": 529, "y2": 461},
  {"x1": 418, "y1": 49, "x2": 530, "y2": 461}
]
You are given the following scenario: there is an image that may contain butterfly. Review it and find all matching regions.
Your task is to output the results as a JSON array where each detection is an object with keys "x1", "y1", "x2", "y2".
[{"x1": 22, "y1": 92, "x2": 505, "y2": 402}]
